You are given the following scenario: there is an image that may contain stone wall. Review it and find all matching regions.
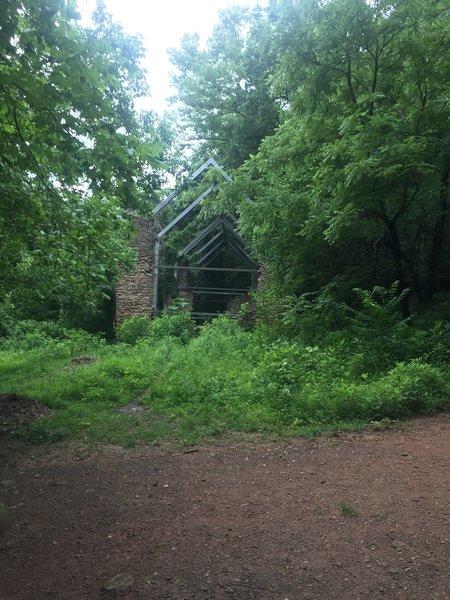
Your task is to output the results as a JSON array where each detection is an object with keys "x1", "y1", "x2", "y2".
[
  {"x1": 115, "y1": 217, "x2": 156, "y2": 325},
  {"x1": 256, "y1": 263, "x2": 269, "y2": 291},
  {"x1": 226, "y1": 293, "x2": 251, "y2": 316}
]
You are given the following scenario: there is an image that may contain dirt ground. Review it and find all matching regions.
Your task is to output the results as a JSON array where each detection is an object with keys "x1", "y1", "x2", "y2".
[{"x1": 0, "y1": 414, "x2": 449, "y2": 600}]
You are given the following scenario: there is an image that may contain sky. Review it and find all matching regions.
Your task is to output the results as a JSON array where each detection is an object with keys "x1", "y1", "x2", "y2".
[{"x1": 79, "y1": 0, "x2": 268, "y2": 114}]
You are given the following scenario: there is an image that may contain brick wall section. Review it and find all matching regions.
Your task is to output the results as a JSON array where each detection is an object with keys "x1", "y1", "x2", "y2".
[{"x1": 115, "y1": 217, "x2": 156, "y2": 325}]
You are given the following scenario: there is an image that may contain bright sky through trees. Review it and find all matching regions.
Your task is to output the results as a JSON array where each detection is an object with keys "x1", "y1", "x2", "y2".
[{"x1": 78, "y1": 0, "x2": 268, "y2": 114}]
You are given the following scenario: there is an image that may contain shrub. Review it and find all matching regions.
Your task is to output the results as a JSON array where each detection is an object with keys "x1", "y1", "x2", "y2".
[
  {"x1": 296, "y1": 359, "x2": 450, "y2": 424},
  {"x1": 0, "y1": 319, "x2": 103, "y2": 353},
  {"x1": 116, "y1": 314, "x2": 196, "y2": 345},
  {"x1": 115, "y1": 316, "x2": 152, "y2": 344},
  {"x1": 256, "y1": 340, "x2": 349, "y2": 420},
  {"x1": 362, "y1": 360, "x2": 450, "y2": 419},
  {"x1": 343, "y1": 283, "x2": 414, "y2": 371},
  {"x1": 0, "y1": 295, "x2": 17, "y2": 337},
  {"x1": 2, "y1": 320, "x2": 68, "y2": 349},
  {"x1": 2, "y1": 305, "x2": 449, "y2": 446},
  {"x1": 197, "y1": 314, "x2": 243, "y2": 338},
  {"x1": 151, "y1": 313, "x2": 196, "y2": 344}
]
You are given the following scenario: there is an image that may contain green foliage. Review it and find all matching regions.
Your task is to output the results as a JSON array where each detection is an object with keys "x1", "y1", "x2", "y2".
[
  {"x1": 164, "y1": 298, "x2": 191, "y2": 315},
  {"x1": 251, "y1": 288, "x2": 294, "y2": 334},
  {"x1": 1, "y1": 316, "x2": 448, "y2": 446},
  {"x1": 169, "y1": 6, "x2": 280, "y2": 168},
  {"x1": 257, "y1": 341, "x2": 348, "y2": 421},
  {"x1": 206, "y1": 0, "x2": 450, "y2": 310},
  {"x1": 150, "y1": 313, "x2": 196, "y2": 344},
  {"x1": 256, "y1": 344, "x2": 449, "y2": 425},
  {"x1": 197, "y1": 314, "x2": 244, "y2": 339},
  {"x1": 0, "y1": 294, "x2": 17, "y2": 337},
  {"x1": 0, "y1": 0, "x2": 165, "y2": 313},
  {"x1": 0, "y1": 318, "x2": 104, "y2": 353},
  {"x1": 350, "y1": 283, "x2": 409, "y2": 327},
  {"x1": 339, "y1": 503, "x2": 359, "y2": 518},
  {"x1": 344, "y1": 283, "x2": 413, "y2": 370},
  {"x1": 115, "y1": 313, "x2": 196, "y2": 345},
  {"x1": 115, "y1": 316, "x2": 153, "y2": 345},
  {"x1": 363, "y1": 360, "x2": 449, "y2": 418}
]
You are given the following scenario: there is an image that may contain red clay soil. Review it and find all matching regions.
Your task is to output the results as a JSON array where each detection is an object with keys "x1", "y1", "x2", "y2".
[{"x1": 0, "y1": 414, "x2": 449, "y2": 600}]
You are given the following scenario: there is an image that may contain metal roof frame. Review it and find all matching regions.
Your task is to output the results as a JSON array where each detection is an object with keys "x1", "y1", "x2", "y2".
[
  {"x1": 227, "y1": 238, "x2": 256, "y2": 266},
  {"x1": 190, "y1": 157, "x2": 232, "y2": 183},
  {"x1": 221, "y1": 216, "x2": 248, "y2": 249},
  {"x1": 152, "y1": 189, "x2": 177, "y2": 215},
  {"x1": 196, "y1": 241, "x2": 226, "y2": 266},
  {"x1": 195, "y1": 230, "x2": 224, "y2": 257},
  {"x1": 178, "y1": 216, "x2": 223, "y2": 256},
  {"x1": 153, "y1": 158, "x2": 232, "y2": 215},
  {"x1": 179, "y1": 216, "x2": 255, "y2": 261},
  {"x1": 157, "y1": 185, "x2": 215, "y2": 239},
  {"x1": 198, "y1": 244, "x2": 227, "y2": 268},
  {"x1": 152, "y1": 159, "x2": 256, "y2": 311}
]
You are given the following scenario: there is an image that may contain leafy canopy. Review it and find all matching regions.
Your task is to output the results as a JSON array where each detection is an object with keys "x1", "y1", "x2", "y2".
[
  {"x1": 225, "y1": 0, "x2": 450, "y2": 313},
  {"x1": 169, "y1": 6, "x2": 280, "y2": 169},
  {"x1": 0, "y1": 0, "x2": 164, "y2": 311}
]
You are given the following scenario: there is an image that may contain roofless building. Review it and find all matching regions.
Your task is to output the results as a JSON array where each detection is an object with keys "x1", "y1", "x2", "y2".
[{"x1": 115, "y1": 159, "x2": 259, "y2": 324}]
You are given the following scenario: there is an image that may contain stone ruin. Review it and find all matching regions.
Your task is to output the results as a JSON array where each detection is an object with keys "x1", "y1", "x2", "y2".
[
  {"x1": 115, "y1": 159, "x2": 262, "y2": 325},
  {"x1": 115, "y1": 217, "x2": 156, "y2": 325}
]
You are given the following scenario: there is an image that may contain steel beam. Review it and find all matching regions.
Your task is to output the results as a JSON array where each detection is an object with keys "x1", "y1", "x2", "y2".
[
  {"x1": 158, "y1": 265, "x2": 259, "y2": 273},
  {"x1": 190, "y1": 157, "x2": 232, "y2": 182},
  {"x1": 152, "y1": 238, "x2": 160, "y2": 312},
  {"x1": 181, "y1": 290, "x2": 250, "y2": 296},
  {"x1": 195, "y1": 230, "x2": 224, "y2": 257},
  {"x1": 196, "y1": 241, "x2": 225, "y2": 266},
  {"x1": 178, "y1": 216, "x2": 222, "y2": 256},
  {"x1": 179, "y1": 287, "x2": 251, "y2": 293},
  {"x1": 152, "y1": 189, "x2": 177, "y2": 215},
  {"x1": 221, "y1": 216, "x2": 248, "y2": 248},
  {"x1": 199, "y1": 245, "x2": 226, "y2": 267},
  {"x1": 158, "y1": 185, "x2": 215, "y2": 239},
  {"x1": 227, "y1": 238, "x2": 256, "y2": 265}
]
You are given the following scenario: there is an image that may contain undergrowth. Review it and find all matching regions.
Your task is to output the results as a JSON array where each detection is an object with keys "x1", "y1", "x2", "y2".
[{"x1": 0, "y1": 308, "x2": 449, "y2": 446}]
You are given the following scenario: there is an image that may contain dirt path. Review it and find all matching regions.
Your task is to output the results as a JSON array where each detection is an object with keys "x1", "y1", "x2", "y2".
[{"x1": 1, "y1": 414, "x2": 449, "y2": 600}]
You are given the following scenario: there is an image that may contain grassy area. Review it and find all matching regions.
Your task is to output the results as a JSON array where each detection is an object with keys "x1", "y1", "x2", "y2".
[{"x1": 0, "y1": 316, "x2": 449, "y2": 446}]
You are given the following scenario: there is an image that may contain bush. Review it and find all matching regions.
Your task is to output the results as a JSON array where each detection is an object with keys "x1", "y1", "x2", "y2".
[
  {"x1": 0, "y1": 295, "x2": 17, "y2": 337},
  {"x1": 115, "y1": 316, "x2": 152, "y2": 344},
  {"x1": 256, "y1": 340, "x2": 349, "y2": 419},
  {"x1": 0, "y1": 319, "x2": 103, "y2": 353},
  {"x1": 362, "y1": 360, "x2": 450, "y2": 419},
  {"x1": 1, "y1": 306, "x2": 449, "y2": 446},
  {"x1": 116, "y1": 314, "x2": 196, "y2": 345},
  {"x1": 151, "y1": 313, "x2": 196, "y2": 344}
]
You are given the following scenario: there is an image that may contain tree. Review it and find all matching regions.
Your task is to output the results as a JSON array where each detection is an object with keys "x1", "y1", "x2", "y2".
[
  {"x1": 169, "y1": 6, "x2": 280, "y2": 169},
  {"x1": 0, "y1": 0, "x2": 164, "y2": 313},
  {"x1": 228, "y1": 0, "x2": 450, "y2": 314}
]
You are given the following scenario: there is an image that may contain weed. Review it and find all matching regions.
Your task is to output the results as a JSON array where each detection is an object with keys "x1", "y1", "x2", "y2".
[
  {"x1": 0, "y1": 315, "x2": 449, "y2": 446},
  {"x1": 339, "y1": 502, "x2": 359, "y2": 518},
  {"x1": 115, "y1": 316, "x2": 152, "y2": 344}
]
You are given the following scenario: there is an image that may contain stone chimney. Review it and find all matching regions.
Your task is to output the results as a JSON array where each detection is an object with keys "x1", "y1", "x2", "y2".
[{"x1": 115, "y1": 217, "x2": 156, "y2": 325}]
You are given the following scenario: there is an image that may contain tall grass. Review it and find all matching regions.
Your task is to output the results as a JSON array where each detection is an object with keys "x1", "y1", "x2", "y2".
[{"x1": 0, "y1": 314, "x2": 449, "y2": 445}]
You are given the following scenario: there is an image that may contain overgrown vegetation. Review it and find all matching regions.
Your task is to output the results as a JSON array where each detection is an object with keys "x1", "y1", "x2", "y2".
[
  {"x1": 1, "y1": 299, "x2": 449, "y2": 445},
  {"x1": 0, "y1": 0, "x2": 166, "y2": 316},
  {"x1": 1, "y1": 0, "x2": 449, "y2": 446},
  {"x1": 174, "y1": 0, "x2": 450, "y2": 315}
]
